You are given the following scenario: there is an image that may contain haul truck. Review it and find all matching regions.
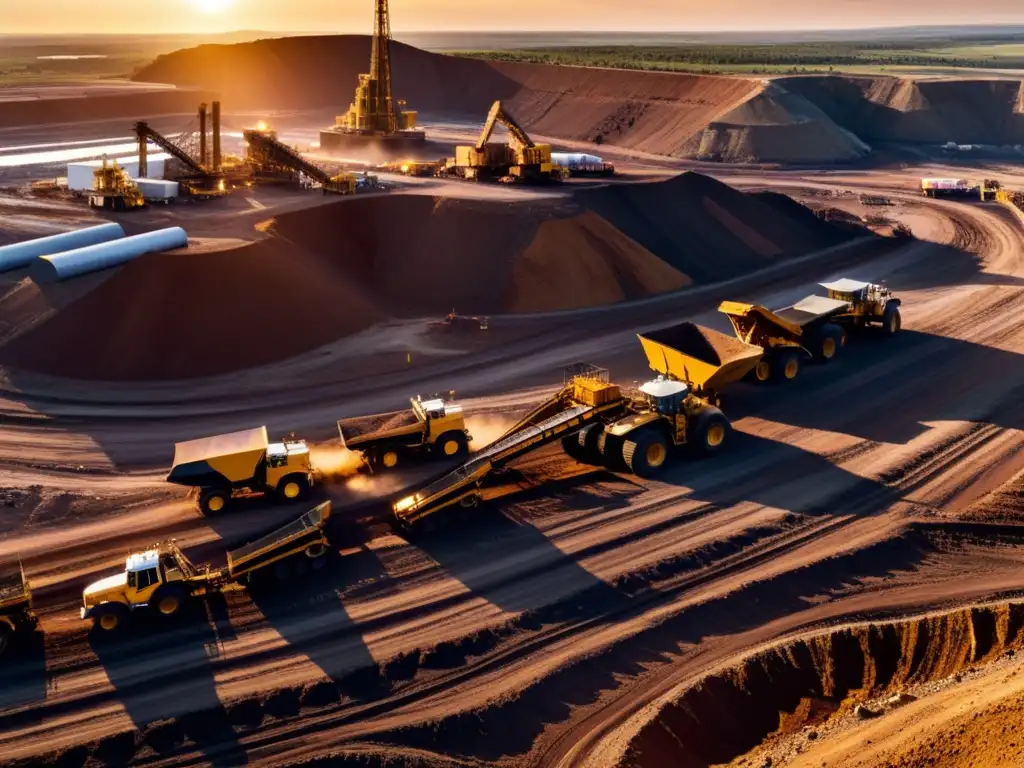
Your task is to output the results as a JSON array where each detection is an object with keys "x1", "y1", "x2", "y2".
[
  {"x1": 718, "y1": 279, "x2": 902, "y2": 383},
  {"x1": 338, "y1": 394, "x2": 473, "y2": 471},
  {"x1": 82, "y1": 501, "x2": 332, "y2": 632},
  {"x1": 166, "y1": 426, "x2": 316, "y2": 515},
  {"x1": 391, "y1": 322, "x2": 763, "y2": 532},
  {"x1": 0, "y1": 559, "x2": 36, "y2": 655}
]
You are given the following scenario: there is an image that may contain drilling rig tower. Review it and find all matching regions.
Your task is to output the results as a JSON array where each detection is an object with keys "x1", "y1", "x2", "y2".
[{"x1": 319, "y1": 0, "x2": 426, "y2": 152}]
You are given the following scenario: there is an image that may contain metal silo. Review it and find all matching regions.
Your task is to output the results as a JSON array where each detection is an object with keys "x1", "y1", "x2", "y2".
[
  {"x1": 0, "y1": 222, "x2": 125, "y2": 273},
  {"x1": 31, "y1": 227, "x2": 188, "y2": 283}
]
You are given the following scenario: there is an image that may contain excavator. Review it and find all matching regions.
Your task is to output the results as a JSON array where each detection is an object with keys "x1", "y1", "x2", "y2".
[{"x1": 442, "y1": 100, "x2": 567, "y2": 183}]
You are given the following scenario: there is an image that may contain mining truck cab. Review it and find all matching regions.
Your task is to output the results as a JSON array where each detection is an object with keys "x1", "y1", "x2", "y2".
[
  {"x1": 820, "y1": 279, "x2": 902, "y2": 335},
  {"x1": 81, "y1": 545, "x2": 194, "y2": 629},
  {"x1": 412, "y1": 394, "x2": 472, "y2": 458}
]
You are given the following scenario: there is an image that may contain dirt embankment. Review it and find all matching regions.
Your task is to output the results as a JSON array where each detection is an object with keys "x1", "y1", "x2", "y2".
[
  {"x1": 783, "y1": 75, "x2": 1024, "y2": 146},
  {"x1": 129, "y1": 35, "x2": 1024, "y2": 163},
  {"x1": 0, "y1": 173, "x2": 853, "y2": 381},
  {"x1": 0, "y1": 88, "x2": 219, "y2": 130},
  {"x1": 620, "y1": 602, "x2": 1024, "y2": 768}
]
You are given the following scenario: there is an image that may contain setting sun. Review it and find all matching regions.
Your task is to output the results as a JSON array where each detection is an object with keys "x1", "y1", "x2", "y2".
[{"x1": 189, "y1": 0, "x2": 235, "y2": 13}]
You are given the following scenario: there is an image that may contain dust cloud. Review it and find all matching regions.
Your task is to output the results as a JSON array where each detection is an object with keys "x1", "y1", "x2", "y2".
[
  {"x1": 309, "y1": 443, "x2": 364, "y2": 480},
  {"x1": 466, "y1": 414, "x2": 517, "y2": 450}
]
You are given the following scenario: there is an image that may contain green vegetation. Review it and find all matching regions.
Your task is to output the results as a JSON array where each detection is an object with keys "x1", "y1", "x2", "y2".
[{"x1": 454, "y1": 36, "x2": 1024, "y2": 76}]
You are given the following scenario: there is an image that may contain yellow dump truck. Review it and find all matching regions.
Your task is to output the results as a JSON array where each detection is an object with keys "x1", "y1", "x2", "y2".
[
  {"x1": 391, "y1": 321, "x2": 762, "y2": 532},
  {"x1": 718, "y1": 278, "x2": 902, "y2": 383},
  {"x1": 82, "y1": 501, "x2": 332, "y2": 632},
  {"x1": 166, "y1": 426, "x2": 316, "y2": 514},
  {"x1": 338, "y1": 394, "x2": 473, "y2": 471},
  {"x1": 0, "y1": 559, "x2": 36, "y2": 655}
]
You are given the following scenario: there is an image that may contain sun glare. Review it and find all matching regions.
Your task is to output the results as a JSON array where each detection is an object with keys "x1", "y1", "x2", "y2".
[{"x1": 189, "y1": 0, "x2": 236, "y2": 13}]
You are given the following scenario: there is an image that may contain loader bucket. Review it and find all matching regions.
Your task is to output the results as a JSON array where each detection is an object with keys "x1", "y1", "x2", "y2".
[{"x1": 638, "y1": 322, "x2": 764, "y2": 393}]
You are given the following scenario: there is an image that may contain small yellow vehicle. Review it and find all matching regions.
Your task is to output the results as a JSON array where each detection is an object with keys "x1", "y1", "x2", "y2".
[
  {"x1": 0, "y1": 559, "x2": 36, "y2": 655},
  {"x1": 81, "y1": 501, "x2": 332, "y2": 632},
  {"x1": 166, "y1": 426, "x2": 316, "y2": 514},
  {"x1": 338, "y1": 394, "x2": 473, "y2": 471}
]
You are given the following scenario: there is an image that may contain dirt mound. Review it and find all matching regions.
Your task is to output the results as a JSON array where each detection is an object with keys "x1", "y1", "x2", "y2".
[
  {"x1": 0, "y1": 174, "x2": 852, "y2": 381},
  {"x1": 687, "y1": 83, "x2": 871, "y2": 164},
  {"x1": 0, "y1": 237, "x2": 384, "y2": 381},
  {"x1": 505, "y1": 210, "x2": 691, "y2": 312},
  {"x1": 783, "y1": 75, "x2": 1024, "y2": 145},
  {"x1": 134, "y1": 36, "x2": 764, "y2": 159},
  {"x1": 619, "y1": 602, "x2": 1024, "y2": 768}
]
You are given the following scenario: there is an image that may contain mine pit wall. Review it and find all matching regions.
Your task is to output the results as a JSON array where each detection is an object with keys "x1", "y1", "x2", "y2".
[{"x1": 620, "y1": 602, "x2": 1024, "y2": 768}]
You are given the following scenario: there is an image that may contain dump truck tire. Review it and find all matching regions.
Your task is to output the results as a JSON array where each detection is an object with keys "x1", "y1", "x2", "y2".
[
  {"x1": 435, "y1": 431, "x2": 469, "y2": 459},
  {"x1": 153, "y1": 584, "x2": 187, "y2": 619},
  {"x1": 277, "y1": 474, "x2": 310, "y2": 503},
  {"x1": 690, "y1": 408, "x2": 731, "y2": 456},
  {"x1": 373, "y1": 447, "x2": 402, "y2": 471},
  {"x1": 93, "y1": 604, "x2": 128, "y2": 633},
  {"x1": 816, "y1": 324, "x2": 845, "y2": 363},
  {"x1": 199, "y1": 488, "x2": 231, "y2": 515},
  {"x1": 561, "y1": 434, "x2": 586, "y2": 461},
  {"x1": 883, "y1": 306, "x2": 902, "y2": 336},
  {"x1": 773, "y1": 350, "x2": 801, "y2": 383},
  {"x1": 751, "y1": 356, "x2": 773, "y2": 384},
  {"x1": 622, "y1": 428, "x2": 671, "y2": 478},
  {"x1": 597, "y1": 430, "x2": 626, "y2": 471}
]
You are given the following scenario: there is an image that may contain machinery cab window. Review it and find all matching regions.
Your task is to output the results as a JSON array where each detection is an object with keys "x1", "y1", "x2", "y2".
[
  {"x1": 128, "y1": 567, "x2": 159, "y2": 590},
  {"x1": 638, "y1": 377, "x2": 690, "y2": 416},
  {"x1": 267, "y1": 444, "x2": 288, "y2": 468}
]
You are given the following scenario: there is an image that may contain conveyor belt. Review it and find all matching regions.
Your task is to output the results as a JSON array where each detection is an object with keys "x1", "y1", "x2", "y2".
[
  {"x1": 227, "y1": 501, "x2": 331, "y2": 575},
  {"x1": 394, "y1": 401, "x2": 617, "y2": 526}
]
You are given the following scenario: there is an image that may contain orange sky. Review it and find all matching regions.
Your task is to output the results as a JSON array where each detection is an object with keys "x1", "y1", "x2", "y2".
[{"x1": 4, "y1": 0, "x2": 1024, "y2": 34}]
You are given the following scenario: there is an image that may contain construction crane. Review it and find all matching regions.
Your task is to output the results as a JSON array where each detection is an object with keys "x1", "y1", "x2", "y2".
[
  {"x1": 319, "y1": 0, "x2": 425, "y2": 152},
  {"x1": 243, "y1": 128, "x2": 357, "y2": 195},
  {"x1": 442, "y1": 100, "x2": 566, "y2": 183}
]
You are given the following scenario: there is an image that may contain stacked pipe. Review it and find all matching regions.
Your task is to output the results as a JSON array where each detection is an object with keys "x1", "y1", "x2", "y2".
[{"x1": 0, "y1": 223, "x2": 187, "y2": 282}]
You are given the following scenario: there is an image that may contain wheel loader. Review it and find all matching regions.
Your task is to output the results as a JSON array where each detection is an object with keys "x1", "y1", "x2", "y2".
[
  {"x1": 338, "y1": 394, "x2": 473, "y2": 472},
  {"x1": 0, "y1": 559, "x2": 36, "y2": 656},
  {"x1": 391, "y1": 321, "x2": 764, "y2": 531},
  {"x1": 718, "y1": 278, "x2": 902, "y2": 383},
  {"x1": 166, "y1": 426, "x2": 316, "y2": 514},
  {"x1": 82, "y1": 501, "x2": 333, "y2": 632}
]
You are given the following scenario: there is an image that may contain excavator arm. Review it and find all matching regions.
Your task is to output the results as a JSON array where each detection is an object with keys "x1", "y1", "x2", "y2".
[{"x1": 475, "y1": 101, "x2": 535, "y2": 151}]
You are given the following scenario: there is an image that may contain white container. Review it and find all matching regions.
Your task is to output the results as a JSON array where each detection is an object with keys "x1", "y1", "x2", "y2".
[
  {"x1": 0, "y1": 223, "x2": 125, "y2": 273},
  {"x1": 134, "y1": 178, "x2": 178, "y2": 201},
  {"x1": 66, "y1": 153, "x2": 171, "y2": 191},
  {"x1": 31, "y1": 226, "x2": 187, "y2": 283}
]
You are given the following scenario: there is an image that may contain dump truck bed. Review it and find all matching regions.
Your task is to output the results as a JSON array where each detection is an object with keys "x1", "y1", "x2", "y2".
[
  {"x1": 167, "y1": 426, "x2": 269, "y2": 486},
  {"x1": 638, "y1": 322, "x2": 763, "y2": 393},
  {"x1": 337, "y1": 410, "x2": 420, "y2": 447},
  {"x1": 226, "y1": 500, "x2": 331, "y2": 578},
  {"x1": 775, "y1": 295, "x2": 851, "y2": 326},
  {"x1": 0, "y1": 561, "x2": 30, "y2": 613}
]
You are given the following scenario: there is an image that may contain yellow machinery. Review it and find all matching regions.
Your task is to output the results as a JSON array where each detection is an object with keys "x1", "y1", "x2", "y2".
[
  {"x1": 165, "y1": 426, "x2": 317, "y2": 514},
  {"x1": 0, "y1": 559, "x2": 36, "y2": 655},
  {"x1": 442, "y1": 100, "x2": 565, "y2": 183},
  {"x1": 718, "y1": 278, "x2": 902, "y2": 383},
  {"x1": 319, "y1": 0, "x2": 426, "y2": 151},
  {"x1": 81, "y1": 501, "x2": 332, "y2": 632},
  {"x1": 392, "y1": 321, "x2": 762, "y2": 532},
  {"x1": 338, "y1": 393, "x2": 473, "y2": 471},
  {"x1": 88, "y1": 158, "x2": 144, "y2": 211},
  {"x1": 244, "y1": 126, "x2": 357, "y2": 194}
]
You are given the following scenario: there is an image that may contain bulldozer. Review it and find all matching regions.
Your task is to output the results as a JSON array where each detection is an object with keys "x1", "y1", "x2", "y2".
[
  {"x1": 442, "y1": 100, "x2": 565, "y2": 183},
  {"x1": 165, "y1": 426, "x2": 317, "y2": 514},
  {"x1": 88, "y1": 158, "x2": 144, "y2": 212}
]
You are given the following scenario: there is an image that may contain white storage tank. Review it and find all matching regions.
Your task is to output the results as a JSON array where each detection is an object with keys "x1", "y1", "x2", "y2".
[
  {"x1": 66, "y1": 153, "x2": 171, "y2": 191},
  {"x1": 134, "y1": 178, "x2": 178, "y2": 202},
  {"x1": 31, "y1": 226, "x2": 187, "y2": 283},
  {"x1": 0, "y1": 222, "x2": 125, "y2": 273},
  {"x1": 551, "y1": 152, "x2": 609, "y2": 174}
]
